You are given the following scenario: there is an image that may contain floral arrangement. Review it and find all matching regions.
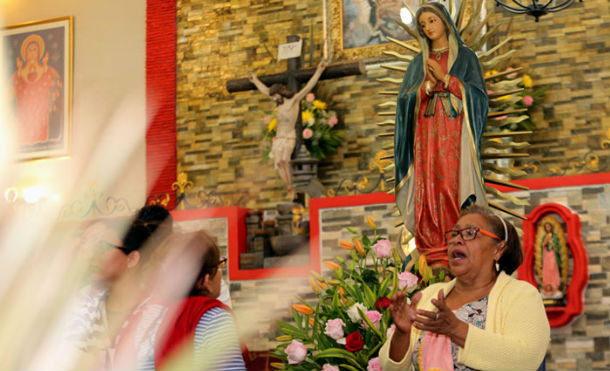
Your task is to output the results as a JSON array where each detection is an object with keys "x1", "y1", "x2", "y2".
[
  {"x1": 272, "y1": 217, "x2": 442, "y2": 371},
  {"x1": 486, "y1": 68, "x2": 548, "y2": 131},
  {"x1": 262, "y1": 93, "x2": 345, "y2": 161}
]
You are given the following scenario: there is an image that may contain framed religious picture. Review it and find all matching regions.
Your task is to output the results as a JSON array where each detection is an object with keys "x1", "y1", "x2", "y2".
[
  {"x1": 329, "y1": 0, "x2": 465, "y2": 61},
  {"x1": 519, "y1": 203, "x2": 588, "y2": 327},
  {"x1": 3, "y1": 16, "x2": 73, "y2": 161}
]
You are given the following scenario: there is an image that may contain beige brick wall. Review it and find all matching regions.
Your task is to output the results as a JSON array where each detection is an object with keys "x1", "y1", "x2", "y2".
[{"x1": 486, "y1": 1, "x2": 610, "y2": 177}]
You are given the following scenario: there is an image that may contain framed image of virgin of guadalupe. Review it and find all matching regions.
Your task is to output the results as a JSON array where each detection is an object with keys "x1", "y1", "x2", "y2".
[
  {"x1": 519, "y1": 203, "x2": 588, "y2": 328},
  {"x1": 3, "y1": 16, "x2": 73, "y2": 161}
]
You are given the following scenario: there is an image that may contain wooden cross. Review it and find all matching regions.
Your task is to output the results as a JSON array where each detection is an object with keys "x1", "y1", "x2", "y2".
[{"x1": 226, "y1": 35, "x2": 366, "y2": 157}]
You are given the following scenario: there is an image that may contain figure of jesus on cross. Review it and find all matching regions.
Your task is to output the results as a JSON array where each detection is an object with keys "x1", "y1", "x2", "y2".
[{"x1": 248, "y1": 59, "x2": 327, "y2": 199}]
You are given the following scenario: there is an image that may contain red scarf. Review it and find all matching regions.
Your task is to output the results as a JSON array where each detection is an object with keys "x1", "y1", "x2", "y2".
[{"x1": 155, "y1": 296, "x2": 228, "y2": 369}]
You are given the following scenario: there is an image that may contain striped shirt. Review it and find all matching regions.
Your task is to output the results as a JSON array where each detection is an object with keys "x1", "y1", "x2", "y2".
[{"x1": 139, "y1": 306, "x2": 245, "y2": 371}]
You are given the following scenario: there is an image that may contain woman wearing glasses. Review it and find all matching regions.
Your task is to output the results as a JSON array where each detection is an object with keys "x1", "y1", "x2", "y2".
[
  {"x1": 379, "y1": 206, "x2": 550, "y2": 371},
  {"x1": 144, "y1": 231, "x2": 245, "y2": 371}
]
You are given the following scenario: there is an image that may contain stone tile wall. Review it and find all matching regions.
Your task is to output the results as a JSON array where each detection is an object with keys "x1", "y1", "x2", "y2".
[
  {"x1": 494, "y1": 185, "x2": 610, "y2": 370},
  {"x1": 486, "y1": 1, "x2": 610, "y2": 177}
]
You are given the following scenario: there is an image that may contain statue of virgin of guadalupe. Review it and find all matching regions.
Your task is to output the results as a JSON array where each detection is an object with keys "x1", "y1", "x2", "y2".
[{"x1": 394, "y1": 2, "x2": 488, "y2": 268}]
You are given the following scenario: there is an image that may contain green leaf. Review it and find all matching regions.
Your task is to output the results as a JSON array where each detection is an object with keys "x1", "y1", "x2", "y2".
[
  {"x1": 361, "y1": 269, "x2": 379, "y2": 291},
  {"x1": 331, "y1": 291, "x2": 340, "y2": 311},
  {"x1": 332, "y1": 265, "x2": 343, "y2": 280},
  {"x1": 389, "y1": 268, "x2": 399, "y2": 296},
  {"x1": 340, "y1": 279, "x2": 363, "y2": 303},
  {"x1": 378, "y1": 274, "x2": 391, "y2": 297},
  {"x1": 339, "y1": 364, "x2": 362, "y2": 371},
  {"x1": 277, "y1": 320, "x2": 308, "y2": 339},
  {"x1": 361, "y1": 281, "x2": 376, "y2": 308},
  {"x1": 362, "y1": 235, "x2": 371, "y2": 247},
  {"x1": 366, "y1": 340, "x2": 384, "y2": 358},
  {"x1": 314, "y1": 348, "x2": 362, "y2": 369},
  {"x1": 347, "y1": 227, "x2": 358, "y2": 234}
]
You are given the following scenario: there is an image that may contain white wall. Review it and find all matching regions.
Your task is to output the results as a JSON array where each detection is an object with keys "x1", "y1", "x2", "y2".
[{"x1": 1, "y1": 0, "x2": 147, "y2": 216}]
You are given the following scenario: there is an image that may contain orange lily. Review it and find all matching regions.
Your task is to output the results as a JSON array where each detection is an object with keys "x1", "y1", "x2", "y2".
[
  {"x1": 366, "y1": 216, "x2": 377, "y2": 230},
  {"x1": 418, "y1": 255, "x2": 428, "y2": 274},
  {"x1": 292, "y1": 304, "x2": 314, "y2": 315},
  {"x1": 354, "y1": 238, "x2": 366, "y2": 257},
  {"x1": 339, "y1": 240, "x2": 354, "y2": 250},
  {"x1": 324, "y1": 261, "x2": 341, "y2": 270}
]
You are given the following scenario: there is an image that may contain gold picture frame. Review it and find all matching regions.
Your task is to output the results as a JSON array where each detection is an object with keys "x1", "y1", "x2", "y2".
[
  {"x1": 330, "y1": 0, "x2": 472, "y2": 62},
  {"x1": 330, "y1": 0, "x2": 419, "y2": 61},
  {"x1": 3, "y1": 16, "x2": 73, "y2": 161}
]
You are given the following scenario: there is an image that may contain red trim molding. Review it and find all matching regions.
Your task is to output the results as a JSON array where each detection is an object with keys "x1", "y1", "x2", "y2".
[
  {"x1": 146, "y1": 0, "x2": 177, "y2": 208},
  {"x1": 487, "y1": 172, "x2": 610, "y2": 193},
  {"x1": 518, "y1": 203, "x2": 588, "y2": 327}
]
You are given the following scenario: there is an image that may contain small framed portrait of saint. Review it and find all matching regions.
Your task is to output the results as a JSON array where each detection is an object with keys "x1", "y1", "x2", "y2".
[{"x1": 3, "y1": 16, "x2": 73, "y2": 161}]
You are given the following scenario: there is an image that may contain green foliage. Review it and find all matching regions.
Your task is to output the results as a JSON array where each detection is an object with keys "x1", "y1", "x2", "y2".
[{"x1": 273, "y1": 218, "x2": 440, "y2": 370}]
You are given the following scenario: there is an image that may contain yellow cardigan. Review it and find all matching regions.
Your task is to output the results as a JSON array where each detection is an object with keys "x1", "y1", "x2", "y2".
[{"x1": 379, "y1": 272, "x2": 550, "y2": 371}]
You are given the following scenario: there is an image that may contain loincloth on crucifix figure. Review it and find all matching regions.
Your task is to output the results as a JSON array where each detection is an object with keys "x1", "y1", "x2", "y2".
[{"x1": 248, "y1": 60, "x2": 327, "y2": 199}]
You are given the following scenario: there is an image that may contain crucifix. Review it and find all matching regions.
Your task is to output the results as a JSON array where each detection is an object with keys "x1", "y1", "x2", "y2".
[{"x1": 226, "y1": 35, "x2": 365, "y2": 199}]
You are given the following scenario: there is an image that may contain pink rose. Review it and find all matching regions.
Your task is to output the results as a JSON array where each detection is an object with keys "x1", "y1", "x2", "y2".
[
  {"x1": 324, "y1": 318, "x2": 345, "y2": 340},
  {"x1": 306, "y1": 93, "x2": 315, "y2": 102},
  {"x1": 523, "y1": 95, "x2": 534, "y2": 106},
  {"x1": 398, "y1": 271, "x2": 419, "y2": 292},
  {"x1": 386, "y1": 324, "x2": 396, "y2": 338},
  {"x1": 303, "y1": 128, "x2": 313, "y2": 139},
  {"x1": 285, "y1": 339, "x2": 307, "y2": 364},
  {"x1": 371, "y1": 240, "x2": 392, "y2": 258},
  {"x1": 363, "y1": 310, "x2": 382, "y2": 329},
  {"x1": 487, "y1": 89, "x2": 493, "y2": 95},
  {"x1": 322, "y1": 364, "x2": 340, "y2": 371},
  {"x1": 368, "y1": 357, "x2": 383, "y2": 371},
  {"x1": 329, "y1": 115, "x2": 338, "y2": 127}
]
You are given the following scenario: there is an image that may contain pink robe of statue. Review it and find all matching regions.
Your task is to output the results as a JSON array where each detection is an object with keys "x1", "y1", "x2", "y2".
[{"x1": 542, "y1": 235, "x2": 561, "y2": 293}]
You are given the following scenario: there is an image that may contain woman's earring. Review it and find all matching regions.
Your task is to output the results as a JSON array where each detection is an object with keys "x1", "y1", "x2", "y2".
[{"x1": 495, "y1": 261, "x2": 500, "y2": 272}]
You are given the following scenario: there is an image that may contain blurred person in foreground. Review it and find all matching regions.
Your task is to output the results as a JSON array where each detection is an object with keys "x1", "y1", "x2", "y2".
[
  {"x1": 139, "y1": 231, "x2": 246, "y2": 371},
  {"x1": 379, "y1": 206, "x2": 550, "y2": 371},
  {"x1": 68, "y1": 205, "x2": 172, "y2": 368}
]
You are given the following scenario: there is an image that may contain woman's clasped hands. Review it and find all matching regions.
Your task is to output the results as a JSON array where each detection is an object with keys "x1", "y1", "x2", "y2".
[{"x1": 389, "y1": 289, "x2": 468, "y2": 346}]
